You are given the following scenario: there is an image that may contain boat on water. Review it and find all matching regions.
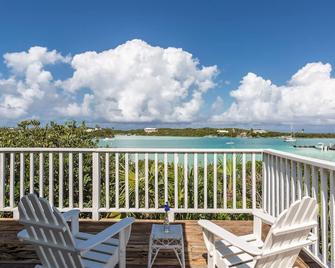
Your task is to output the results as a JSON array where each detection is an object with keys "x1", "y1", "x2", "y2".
[
  {"x1": 225, "y1": 141, "x2": 234, "y2": 145},
  {"x1": 315, "y1": 142, "x2": 328, "y2": 151},
  {"x1": 284, "y1": 136, "x2": 296, "y2": 142},
  {"x1": 284, "y1": 125, "x2": 297, "y2": 142},
  {"x1": 315, "y1": 143, "x2": 324, "y2": 150}
]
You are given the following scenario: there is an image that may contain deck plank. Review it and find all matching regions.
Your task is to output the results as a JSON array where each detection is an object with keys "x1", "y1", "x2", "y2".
[{"x1": 0, "y1": 219, "x2": 317, "y2": 268}]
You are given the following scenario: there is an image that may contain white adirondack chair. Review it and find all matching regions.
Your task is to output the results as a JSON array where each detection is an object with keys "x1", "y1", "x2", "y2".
[
  {"x1": 198, "y1": 197, "x2": 318, "y2": 268},
  {"x1": 17, "y1": 194, "x2": 135, "y2": 268}
]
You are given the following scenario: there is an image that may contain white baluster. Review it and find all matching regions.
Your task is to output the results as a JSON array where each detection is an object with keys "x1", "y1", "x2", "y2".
[
  {"x1": 48, "y1": 153, "x2": 53, "y2": 206},
  {"x1": 78, "y1": 153, "x2": 83, "y2": 209},
  {"x1": 20, "y1": 153, "x2": 25, "y2": 199},
  {"x1": 92, "y1": 152, "x2": 100, "y2": 220},
  {"x1": 242, "y1": 153, "x2": 246, "y2": 209},
  {"x1": 174, "y1": 153, "x2": 178, "y2": 209}
]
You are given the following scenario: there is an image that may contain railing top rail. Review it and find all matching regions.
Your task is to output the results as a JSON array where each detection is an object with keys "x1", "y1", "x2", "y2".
[
  {"x1": 264, "y1": 149, "x2": 335, "y2": 171},
  {"x1": 0, "y1": 147, "x2": 264, "y2": 153},
  {"x1": 0, "y1": 147, "x2": 334, "y2": 169},
  {"x1": 0, "y1": 148, "x2": 97, "y2": 153}
]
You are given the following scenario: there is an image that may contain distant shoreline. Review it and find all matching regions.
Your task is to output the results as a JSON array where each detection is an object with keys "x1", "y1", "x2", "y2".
[
  {"x1": 110, "y1": 134, "x2": 335, "y2": 139},
  {"x1": 2, "y1": 124, "x2": 335, "y2": 139},
  {"x1": 103, "y1": 127, "x2": 335, "y2": 139},
  {"x1": 99, "y1": 135, "x2": 335, "y2": 162}
]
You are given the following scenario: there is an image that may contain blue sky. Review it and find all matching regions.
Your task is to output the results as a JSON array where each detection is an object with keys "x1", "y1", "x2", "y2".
[{"x1": 0, "y1": 0, "x2": 335, "y2": 131}]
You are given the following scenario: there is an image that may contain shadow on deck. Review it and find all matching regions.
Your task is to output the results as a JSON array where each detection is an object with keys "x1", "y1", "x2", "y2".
[{"x1": 0, "y1": 219, "x2": 319, "y2": 268}]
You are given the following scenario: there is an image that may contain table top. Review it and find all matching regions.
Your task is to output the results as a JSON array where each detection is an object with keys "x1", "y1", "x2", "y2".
[{"x1": 151, "y1": 224, "x2": 183, "y2": 240}]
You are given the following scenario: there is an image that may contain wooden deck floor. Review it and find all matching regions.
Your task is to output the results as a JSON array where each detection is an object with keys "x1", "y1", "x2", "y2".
[{"x1": 0, "y1": 219, "x2": 319, "y2": 268}]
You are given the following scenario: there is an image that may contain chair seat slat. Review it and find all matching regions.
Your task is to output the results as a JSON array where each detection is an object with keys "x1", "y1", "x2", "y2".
[
  {"x1": 83, "y1": 250, "x2": 117, "y2": 263},
  {"x1": 75, "y1": 232, "x2": 119, "y2": 246},
  {"x1": 19, "y1": 235, "x2": 79, "y2": 253},
  {"x1": 82, "y1": 259, "x2": 106, "y2": 268}
]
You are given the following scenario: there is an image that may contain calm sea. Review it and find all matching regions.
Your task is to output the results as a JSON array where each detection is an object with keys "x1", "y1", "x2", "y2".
[{"x1": 99, "y1": 136, "x2": 335, "y2": 162}]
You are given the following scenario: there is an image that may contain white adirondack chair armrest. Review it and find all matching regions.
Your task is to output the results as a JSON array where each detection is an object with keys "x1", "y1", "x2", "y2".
[
  {"x1": 198, "y1": 220, "x2": 262, "y2": 256},
  {"x1": 252, "y1": 209, "x2": 276, "y2": 225},
  {"x1": 62, "y1": 209, "x2": 80, "y2": 234},
  {"x1": 76, "y1": 217, "x2": 135, "y2": 252},
  {"x1": 62, "y1": 209, "x2": 80, "y2": 222},
  {"x1": 308, "y1": 232, "x2": 317, "y2": 242}
]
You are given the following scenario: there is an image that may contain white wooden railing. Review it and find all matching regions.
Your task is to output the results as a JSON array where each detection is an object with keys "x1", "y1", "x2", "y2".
[
  {"x1": 0, "y1": 148, "x2": 262, "y2": 218},
  {"x1": 0, "y1": 147, "x2": 335, "y2": 267},
  {"x1": 263, "y1": 149, "x2": 335, "y2": 267}
]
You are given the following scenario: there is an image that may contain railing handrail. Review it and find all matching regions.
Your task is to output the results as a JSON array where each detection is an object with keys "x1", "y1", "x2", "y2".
[
  {"x1": 1, "y1": 147, "x2": 333, "y2": 167},
  {"x1": 264, "y1": 149, "x2": 335, "y2": 171},
  {"x1": 0, "y1": 147, "x2": 264, "y2": 153}
]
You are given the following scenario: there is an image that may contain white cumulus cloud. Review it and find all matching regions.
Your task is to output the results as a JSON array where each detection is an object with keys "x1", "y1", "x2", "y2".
[
  {"x1": 0, "y1": 41, "x2": 218, "y2": 123},
  {"x1": 0, "y1": 46, "x2": 69, "y2": 119},
  {"x1": 61, "y1": 39, "x2": 218, "y2": 122},
  {"x1": 212, "y1": 62, "x2": 335, "y2": 125},
  {"x1": 1, "y1": 43, "x2": 334, "y2": 127}
]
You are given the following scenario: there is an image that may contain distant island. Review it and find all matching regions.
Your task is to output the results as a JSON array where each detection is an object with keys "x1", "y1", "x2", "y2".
[
  {"x1": 92, "y1": 127, "x2": 335, "y2": 139},
  {"x1": 1, "y1": 121, "x2": 335, "y2": 146}
]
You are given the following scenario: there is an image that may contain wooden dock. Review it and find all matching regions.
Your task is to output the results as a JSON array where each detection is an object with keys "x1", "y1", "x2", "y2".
[
  {"x1": 293, "y1": 145, "x2": 316, "y2": 148},
  {"x1": 0, "y1": 219, "x2": 319, "y2": 267}
]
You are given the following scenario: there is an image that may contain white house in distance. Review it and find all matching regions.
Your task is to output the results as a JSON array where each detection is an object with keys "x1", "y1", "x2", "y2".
[
  {"x1": 85, "y1": 127, "x2": 102, "y2": 132},
  {"x1": 144, "y1": 127, "x2": 158, "y2": 133},
  {"x1": 253, "y1": 129, "x2": 268, "y2": 134},
  {"x1": 217, "y1": 129, "x2": 229, "y2": 134}
]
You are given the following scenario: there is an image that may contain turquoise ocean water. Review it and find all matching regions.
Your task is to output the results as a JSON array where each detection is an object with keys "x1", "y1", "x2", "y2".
[{"x1": 99, "y1": 136, "x2": 335, "y2": 162}]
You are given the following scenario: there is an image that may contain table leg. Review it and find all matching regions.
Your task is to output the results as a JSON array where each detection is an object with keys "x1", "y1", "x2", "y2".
[
  {"x1": 150, "y1": 247, "x2": 160, "y2": 267},
  {"x1": 148, "y1": 237, "x2": 153, "y2": 268},
  {"x1": 181, "y1": 238, "x2": 185, "y2": 268},
  {"x1": 148, "y1": 241, "x2": 161, "y2": 268},
  {"x1": 173, "y1": 241, "x2": 186, "y2": 268}
]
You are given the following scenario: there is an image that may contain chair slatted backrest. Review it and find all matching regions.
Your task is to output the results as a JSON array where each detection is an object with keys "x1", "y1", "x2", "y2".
[
  {"x1": 256, "y1": 197, "x2": 318, "y2": 268},
  {"x1": 18, "y1": 194, "x2": 84, "y2": 268}
]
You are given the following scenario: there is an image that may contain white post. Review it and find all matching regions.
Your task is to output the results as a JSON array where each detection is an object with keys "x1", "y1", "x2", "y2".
[
  {"x1": 168, "y1": 211, "x2": 175, "y2": 222},
  {"x1": 233, "y1": 153, "x2": 236, "y2": 209},
  {"x1": 194, "y1": 153, "x2": 198, "y2": 209},
  {"x1": 59, "y1": 153, "x2": 64, "y2": 209},
  {"x1": 79, "y1": 153, "x2": 83, "y2": 209},
  {"x1": 92, "y1": 152, "x2": 101, "y2": 220},
  {"x1": 242, "y1": 153, "x2": 246, "y2": 209},
  {"x1": 262, "y1": 153, "x2": 267, "y2": 212},
  {"x1": 48, "y1": 153, "x2": 53, "y2": 206},
  {"x1": 252, "y1": 153, "x2": 256, "y2": 210},
  {"x1": 253, "y1": 215, "x2": 262, "y2": 241},
  {"x1": 39, "y1": 153, "x2": 44, "y2": 198},
  {"x1": 213, "y1": 153, "x2": 217, "y2": 209},
  {"x1": 174, "y1": 153, "x2": 178, "y2": 209},
  {"x1": 13, "y1": 208, "x2": 19, "y2": 220},
  {"x1": 9, "y1": 153, "x2": 15, "y2": 208},
  {"x1": 144, "y1": 153, "x2": 148, "y2": 209},
  {"x1": 20, "y1": 153, "x2": 25, "y2": 199}
]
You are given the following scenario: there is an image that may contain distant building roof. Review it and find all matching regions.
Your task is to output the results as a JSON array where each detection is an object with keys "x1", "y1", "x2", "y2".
[
  {"x1": 217, "y1": 129, "x2": 229, "y2": 133},
  {"x1": 144, "y1": 127, "x2": 158, "y2": 133},
  {"x1": 253, "y1": 129, "x2": 267, "y2": 134},
  {"x1": 85, "y1": 127, "x2": 102, "y2": 132}
]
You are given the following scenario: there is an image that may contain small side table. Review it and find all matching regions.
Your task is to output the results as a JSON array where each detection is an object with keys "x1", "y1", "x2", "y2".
[{"x1": 147, "y1": 224, "x2": 185, "y2": 268}]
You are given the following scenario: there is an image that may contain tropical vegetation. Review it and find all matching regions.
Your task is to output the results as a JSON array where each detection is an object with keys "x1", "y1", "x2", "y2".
[{"x1": 0, "y1": 120, "x2": 262, "y2": 220}]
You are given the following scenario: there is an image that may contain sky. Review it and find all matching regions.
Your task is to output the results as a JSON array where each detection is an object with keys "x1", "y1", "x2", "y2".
[{"x1": 0, "y1": 0, "x2": 335, "y2": 132}]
